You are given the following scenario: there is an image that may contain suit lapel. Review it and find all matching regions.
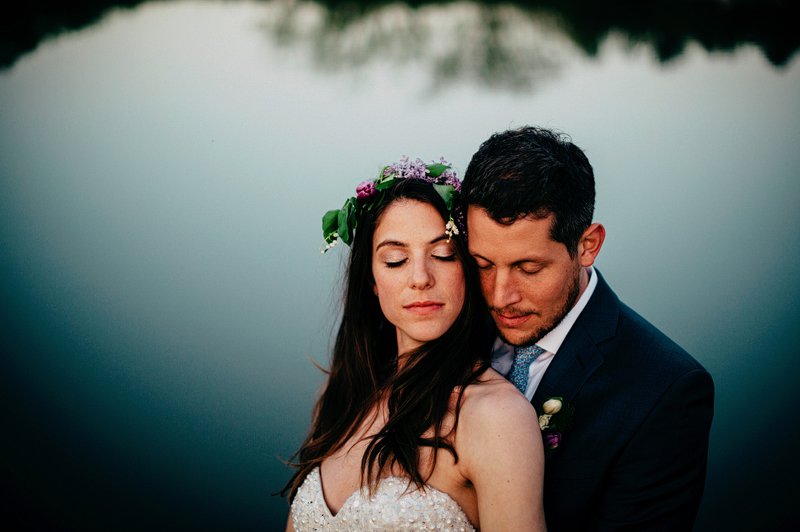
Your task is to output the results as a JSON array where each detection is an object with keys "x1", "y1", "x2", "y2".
[
  {"x1": 533, "y1": 328, "x2": 603, "y2": 407},
  {"x1": 531, "y1": 270, "x2": 619, "y2": 409}
]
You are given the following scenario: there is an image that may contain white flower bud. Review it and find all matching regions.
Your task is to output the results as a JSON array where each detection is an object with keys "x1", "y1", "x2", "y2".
[{"x1": 542, "y1": 398, "x2": 562, "y2": 415}]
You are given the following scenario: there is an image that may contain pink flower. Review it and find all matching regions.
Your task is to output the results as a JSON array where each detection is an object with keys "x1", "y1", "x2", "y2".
[
  {"x1": 355, "y1": 180, "x2": 377, "y2": 200},
  {"x1": 545, "y1": 432, "x2": 561, "y2": 450}
]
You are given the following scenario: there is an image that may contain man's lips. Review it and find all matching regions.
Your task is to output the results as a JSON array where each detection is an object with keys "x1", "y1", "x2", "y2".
[
  {"x1": 493, "y1": 310, "x2": 533, "y2": 328},
  {"x1": 404, "y1": 301, "x2": 445, "y2": 315}
]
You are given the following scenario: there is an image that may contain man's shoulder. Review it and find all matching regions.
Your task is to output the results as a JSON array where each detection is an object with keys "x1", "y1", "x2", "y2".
[
  {"x1": 613, "y1": 300, "x2": 707, "y2": 377},
  {"x1": 584, "y1": 271, "x2": 707, "y2": 377},
  {"x1": 565, "y1": 281, "x2": 713, "y2": 446}
]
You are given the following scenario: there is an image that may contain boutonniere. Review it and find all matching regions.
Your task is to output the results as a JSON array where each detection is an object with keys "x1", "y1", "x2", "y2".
[{"x1": 538, "y1": 397, "x2": 574, "y2": 456}]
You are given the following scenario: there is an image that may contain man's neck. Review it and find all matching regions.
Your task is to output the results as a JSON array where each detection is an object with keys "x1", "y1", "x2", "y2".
[{"x1": 577, "y1": 266, "x2": 592, "y2": 302}]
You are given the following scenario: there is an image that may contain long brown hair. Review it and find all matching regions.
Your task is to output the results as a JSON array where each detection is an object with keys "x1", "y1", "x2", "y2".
[{"x1": 283, "y1": 180, "x2": 493, "y2": 501}]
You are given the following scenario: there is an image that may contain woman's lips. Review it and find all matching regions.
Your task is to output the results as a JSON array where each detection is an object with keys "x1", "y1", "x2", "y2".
[{"x1": 404, "y1": 301, "x2": 445, "y2": 315}]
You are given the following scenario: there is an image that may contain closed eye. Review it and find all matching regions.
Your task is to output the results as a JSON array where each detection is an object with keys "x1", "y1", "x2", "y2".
[
  {"x1": 518, "y1": 264, "x2": 543, "y2": 275},
  {"x1": 385, "y1": 259, "x2": 407, "y2": 268},
  {"x1": 433, "y1": 254, "x2": 456, "y2": 262}
]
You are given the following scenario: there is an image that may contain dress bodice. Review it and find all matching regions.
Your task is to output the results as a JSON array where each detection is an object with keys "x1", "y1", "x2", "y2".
[{"x1": 290, "y1": 467, "x2": 476, "y2": 531}]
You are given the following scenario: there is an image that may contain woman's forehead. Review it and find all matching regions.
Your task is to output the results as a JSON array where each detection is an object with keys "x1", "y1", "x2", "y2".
[{"x1": 373, "y1": 199, "x2": 447, "y2": 247}]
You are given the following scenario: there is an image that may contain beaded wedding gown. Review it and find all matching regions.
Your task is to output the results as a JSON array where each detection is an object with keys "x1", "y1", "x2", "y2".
[{"x1": 290, "y1": 467, "x2": 476, "y2": 531}]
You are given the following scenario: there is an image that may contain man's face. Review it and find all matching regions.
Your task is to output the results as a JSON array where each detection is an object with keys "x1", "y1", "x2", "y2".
[{"x1": 468, "y1": 206, "x2": 581, "y2": 346}]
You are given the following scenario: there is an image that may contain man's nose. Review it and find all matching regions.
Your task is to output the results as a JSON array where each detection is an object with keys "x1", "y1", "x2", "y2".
[{"x1": 490, "y1": 270, "x2": 521, "y2": 309}]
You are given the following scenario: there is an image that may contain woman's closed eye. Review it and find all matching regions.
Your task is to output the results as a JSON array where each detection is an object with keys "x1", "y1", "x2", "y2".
[
  {"x1": 432, "y1": 244, "x2": 456, "y2": 262},
  {"x1": 384, "y1": 254, "x2": 453, "y2": 267},
  {"x1": 380, "y1": 252, "x2": 408, "y2": 268},
  {"x1": 384, "y1": 258, "x2": 407, "y2": 268}
]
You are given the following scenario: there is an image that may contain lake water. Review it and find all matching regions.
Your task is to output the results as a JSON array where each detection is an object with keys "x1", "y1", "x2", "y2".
[{"x1": 2, "y1": 1, "x2": 798, "y2": 530}]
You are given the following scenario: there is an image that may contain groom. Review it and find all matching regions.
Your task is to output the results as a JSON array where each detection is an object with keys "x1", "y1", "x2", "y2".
[{"x1": 462, "y1": 126, "x2": 714, "y2": 531}]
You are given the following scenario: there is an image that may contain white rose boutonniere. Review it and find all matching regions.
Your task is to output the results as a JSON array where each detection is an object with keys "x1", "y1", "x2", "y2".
[
  {"x1": 538, "y1": 396, "x2": 574, "y2": 456},
  {"x1": 542, "y1": 398, "x2": 562, "y2": 414}
]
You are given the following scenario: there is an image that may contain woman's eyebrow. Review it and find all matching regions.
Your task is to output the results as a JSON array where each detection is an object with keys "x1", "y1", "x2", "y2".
[
  {"x1": 375, "y1": 239, "x2": 407, "y2": 251},
  {"x1": 377, "y1": 233, "x2": 450, "y2": 251}
]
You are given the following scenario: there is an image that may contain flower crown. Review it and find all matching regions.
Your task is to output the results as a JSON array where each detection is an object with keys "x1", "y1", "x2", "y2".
[{"x1": 322, "y1": 156, "x2": 464, "y2": 253}]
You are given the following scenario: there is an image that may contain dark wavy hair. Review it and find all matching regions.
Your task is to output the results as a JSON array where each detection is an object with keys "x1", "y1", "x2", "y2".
[
  {"x1": 283, "y1": 180, "x2": 493, "y2": 501},
  {"x1": 462, "y1": 126, "x2": 595, "y2": 256}
]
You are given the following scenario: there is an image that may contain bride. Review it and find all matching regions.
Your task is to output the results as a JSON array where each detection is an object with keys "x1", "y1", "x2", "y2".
[{"x1": 284, "y1": 157, "x2": 546, "y2": 531}]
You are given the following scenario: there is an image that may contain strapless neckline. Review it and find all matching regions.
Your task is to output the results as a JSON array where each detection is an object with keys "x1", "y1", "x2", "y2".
[
  {"x1": 317, "y1": 467, "x2": 458, "y2": 517},
  {"x1": 291, "y1": 466, "x2": 476, "y2": 531}
]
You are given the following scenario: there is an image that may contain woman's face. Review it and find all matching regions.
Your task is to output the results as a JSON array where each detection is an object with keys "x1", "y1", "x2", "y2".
[{"x1": 372, "y1": 199, "x2": 466, "y2": 355}]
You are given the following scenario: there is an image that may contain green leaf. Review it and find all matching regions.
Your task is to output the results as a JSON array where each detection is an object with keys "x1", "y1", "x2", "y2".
[
  {"x1": 344, "y1": 197, "x2": 357, "y2": 230},
  {"x1": 376, "y1": 176, "x2": 395, "y2": 191},
  {"x1": 336, "y1": 197, "x2": 357, "y2": 245},
  {"x1": 337, "y1": 207, "x2": 351, "y2": 245},
  {"x1": 322, "y1": 209, "x2": 340, "y2": 242},
  {"x1": 426, "y1": 163, "x2": 449, "y2": 177},
  {"x1": 432, "y1": 184, "x2": 456, "y2": 210}
]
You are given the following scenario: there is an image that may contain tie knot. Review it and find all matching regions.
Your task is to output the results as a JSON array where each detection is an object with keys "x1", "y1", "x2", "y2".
[{"x1": 514, "y1": 344, "x2": 544, "y2": 360}]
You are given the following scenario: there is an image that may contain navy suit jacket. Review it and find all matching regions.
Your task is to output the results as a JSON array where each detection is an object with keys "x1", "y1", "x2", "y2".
[{"x1": 531, "y1": 270, "x2": 714, "y2": 531}]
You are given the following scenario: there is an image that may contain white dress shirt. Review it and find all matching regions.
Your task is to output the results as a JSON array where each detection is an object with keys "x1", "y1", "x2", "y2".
[{"x1": 491, "y1": 266, "x2": 598, "y2": 401}]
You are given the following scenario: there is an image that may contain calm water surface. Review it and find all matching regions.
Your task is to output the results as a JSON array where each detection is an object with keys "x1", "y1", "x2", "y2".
[{"x1": 1, "y1": 1, "x2": 798, "y2": 529}]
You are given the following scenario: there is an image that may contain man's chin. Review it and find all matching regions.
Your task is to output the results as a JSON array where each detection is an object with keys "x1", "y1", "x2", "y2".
[
  {"x1": 496, "y1": 318, "x2": 559, "y2": 347},
  {"x1": 497, "y1": 327, "x2": 539, "y2": 347}
]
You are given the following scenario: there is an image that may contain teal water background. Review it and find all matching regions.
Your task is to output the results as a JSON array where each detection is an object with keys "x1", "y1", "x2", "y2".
[{"x1": 2, "y1": 1, "x2": 798, "y2": 529}]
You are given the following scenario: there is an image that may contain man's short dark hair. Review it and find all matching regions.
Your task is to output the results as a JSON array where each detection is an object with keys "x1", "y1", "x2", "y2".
[{"x1": 462, "y1": 126, "x2": 595, "y2": 256}]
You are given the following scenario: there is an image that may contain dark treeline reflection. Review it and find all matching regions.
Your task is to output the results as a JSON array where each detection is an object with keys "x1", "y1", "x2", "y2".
[{"x1": 2, "y1": 0, "x2": 797, "y2": 72}]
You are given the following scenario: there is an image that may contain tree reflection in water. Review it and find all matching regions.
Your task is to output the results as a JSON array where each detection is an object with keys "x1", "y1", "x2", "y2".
[
  {"x1": 264, "y1": 1, "x2": 565, "y2": 92},
  {"x1": 2, "y1": 0, "x2": 796, "y2": 75}
]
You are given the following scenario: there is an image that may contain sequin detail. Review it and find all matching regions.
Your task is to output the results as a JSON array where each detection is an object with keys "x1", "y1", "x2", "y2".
[{"x1": 291, "y1": 467, "x2": 475, "y2": 531}]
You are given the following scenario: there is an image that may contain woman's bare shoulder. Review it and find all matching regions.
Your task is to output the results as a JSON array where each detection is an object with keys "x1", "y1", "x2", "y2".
[
  {"x1": 459, "y1": 368, "x2": 539, "y2": 428},
  {"x1": 455, "y1": 368, "x2": 543, "y2": 475}
]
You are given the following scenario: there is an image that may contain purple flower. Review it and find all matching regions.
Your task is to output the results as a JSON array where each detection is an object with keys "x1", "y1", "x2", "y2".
[
  {"x1": 356, "y1": 180, "x2": 377, "y2": 200},
  {"x1": 443, "y1": 170, "x2": 461, "y2": 191},
  {"x1": 386, "y1": 155, "x2": 431, "y2": 182},
  {"x1": 545, "y1": 432, "x2": 561, "y2": 450}
]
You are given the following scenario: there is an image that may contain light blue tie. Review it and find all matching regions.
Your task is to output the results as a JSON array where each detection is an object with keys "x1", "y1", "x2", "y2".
[{"x1": 509, "y1": 345, "x2": 545, "y2": 393}]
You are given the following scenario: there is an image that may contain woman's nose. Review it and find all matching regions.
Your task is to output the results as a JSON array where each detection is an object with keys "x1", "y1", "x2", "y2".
[{"x1": 409, "y1": 257, "x2": 433, "y2": 289}]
